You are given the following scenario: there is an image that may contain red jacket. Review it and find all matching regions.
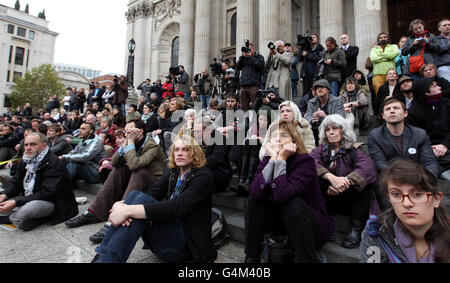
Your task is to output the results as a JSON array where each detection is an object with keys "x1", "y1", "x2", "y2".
[{"x1": 162, "y1": 82, "x2": 174, "y2": 99}]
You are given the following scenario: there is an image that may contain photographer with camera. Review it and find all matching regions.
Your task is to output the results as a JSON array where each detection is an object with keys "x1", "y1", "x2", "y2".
[
  {"x1": 176, "y1": 65, "x2": 191, "y2": 100},
  {"x1": 253, "y1": 88, "x2": 285, "y2": 113},
  {"x1": 237, "y1": 41, "x2": 265, "y2": 112},
  {"x1": 265, "y1": 40, "x2": 294, "y2": 101},
  {"x1": 221, "y1": 61, "x2": 240, "y2": 97},
  {"x1": 137, "y1": 79, "x2": 152, "y2": 99},
  {"x1": 150, "y1": 80, "x2": 163, "y2": 101},
  {"x1": 296, "y1": 33, "x2": 324, "y2": 100},
  {"x1": 318, "y1": 37, "x2": 347, "y2": 97},
  {"x1": 195, "y1": 69, "x2": 214, "y2": 110}
]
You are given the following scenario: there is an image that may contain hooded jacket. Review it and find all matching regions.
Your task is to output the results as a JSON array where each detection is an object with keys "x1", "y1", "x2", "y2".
[
  {"x1": 406, "y1": 78, "x2": 450, "y2": 148},
  {"x1": 259, "y1": 101, "x2": 316, "y2": 160}
]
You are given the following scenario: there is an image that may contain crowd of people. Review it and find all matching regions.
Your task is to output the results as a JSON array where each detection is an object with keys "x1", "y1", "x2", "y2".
[{"x1": 0, "y1": 18, "x2": 449, "y2": 264}]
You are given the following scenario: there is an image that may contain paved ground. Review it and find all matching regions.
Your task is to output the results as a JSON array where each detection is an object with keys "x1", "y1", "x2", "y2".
[{"x1": 0, "y1": 189, "x2": 245, "y2": 263}]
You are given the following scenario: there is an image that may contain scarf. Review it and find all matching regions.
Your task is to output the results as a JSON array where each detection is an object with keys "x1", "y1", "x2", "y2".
[
  {"x1": 425, "y1": 93, "x2": 442, "y2": 105},
  {"x1": 23, "y1": 146, "x2": 50, "y2": 197},
  {"x1": 394, "y1": 219, "x2": 435, "y2": 263}
]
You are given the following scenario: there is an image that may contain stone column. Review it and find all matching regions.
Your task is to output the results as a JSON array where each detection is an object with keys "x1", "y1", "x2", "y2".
[
  {"x1": 259, "y1": 0, "x2": 280, "y2": 59},
  {"x1": 236, "y1": 0, "x2": 254, "y2": 55},
  {"x1": 280, "y1": 0, "x2": 292, "y2": 44},
  {"x1": 354, "y1": 0, "x2": 385, "y2": 72},
  {"x1": 319, "y1": 0, "x2": 344, "y2": 43},
  {"x1": 179, "y1": 0, "x2": 195, "y2": 78},
  {"x1": 193, "y1": 0, "x2": 211, "y2": 75},
  {"x1": 134, "y1": 16, "x2": 147, "y2": 86},
  {"x1": 343, "y1": 0, "x2": 355, "y2": 41}
]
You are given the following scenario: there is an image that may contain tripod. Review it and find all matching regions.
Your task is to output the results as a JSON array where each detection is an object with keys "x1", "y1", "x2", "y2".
[{"x1": 212, "y1": 75, "x2": 224, "y2": 101}]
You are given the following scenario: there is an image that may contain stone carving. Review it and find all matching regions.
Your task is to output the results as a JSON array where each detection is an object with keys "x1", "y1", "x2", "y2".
[{"x1": 127, "y1": 0, "x2": 180, "y2": 23}]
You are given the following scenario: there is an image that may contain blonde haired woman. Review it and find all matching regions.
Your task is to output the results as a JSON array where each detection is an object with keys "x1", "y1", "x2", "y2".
[
  {"x1": 92, "y1": 135, "x2": 217, "y2": 263},
  {"x1": 259, "y1": 101, "x2": 315, "y2": 160}
]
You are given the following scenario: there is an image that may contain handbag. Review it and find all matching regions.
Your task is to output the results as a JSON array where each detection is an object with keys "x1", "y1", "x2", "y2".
[
  {"x1": 262, "y1": 234, "x2": 293, "y2": 263},
  {"x1": 409, "y1": 45, "x2": 425, "y2": 74}
]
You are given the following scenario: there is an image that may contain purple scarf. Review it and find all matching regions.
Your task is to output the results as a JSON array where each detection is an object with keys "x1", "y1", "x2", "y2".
[{"x1": 394, "y1": 220, "x2": 435, "y2": 263}]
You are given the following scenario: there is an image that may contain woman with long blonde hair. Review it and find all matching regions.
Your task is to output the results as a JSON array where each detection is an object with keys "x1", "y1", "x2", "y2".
[{"x1": 92, "y1": 135, "x2": 217, "y2": 263}]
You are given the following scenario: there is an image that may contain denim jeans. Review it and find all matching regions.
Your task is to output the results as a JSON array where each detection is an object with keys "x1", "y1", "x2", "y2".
[
  {"x1": 200, "y1": 94, "x2": 211, "y2": 110},
  {"x1": 291, "y1": 80, "x2": 299, "y2": 98},
  {"x1": 329, "y1": 81, "x2": 340, "y2": 97},
  {"x1": 95, "y1": 191, "x2": 190, "y2": 263},
  {"x1": 66, "y1": 162, "x2": 101, "y2": 184}
]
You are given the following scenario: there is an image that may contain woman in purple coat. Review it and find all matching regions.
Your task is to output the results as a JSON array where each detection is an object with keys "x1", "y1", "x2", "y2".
[
  {"x1": 310, "y1": 114, "x2": 378, "y2": 249},
  {"x1": 245, "y1": 120, "x2": 334, "y2": 263}
]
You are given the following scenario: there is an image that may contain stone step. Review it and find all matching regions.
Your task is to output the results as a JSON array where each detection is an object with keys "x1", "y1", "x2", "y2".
[
  {"x1": 213, "y1": 190, "x2": 248, "y2": 211},
  {"x1": 75, "y1": 180, "x2": 102, "y2": 195},
  {"x1": 216, "y1": 206, "x2": 360, "y2": 263}
]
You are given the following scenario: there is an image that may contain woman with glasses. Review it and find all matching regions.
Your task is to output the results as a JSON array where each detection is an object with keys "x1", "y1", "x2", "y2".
[
  {"x1": 91, "y1": 135, "x2": 217, "y2": 263},
  {"x1": 310, "y1": 115, "x2": 378, "y2": 249},
  {"x1": 245, "y1": 120, "x2": 334, "y2": 263},
  {"x1": 360, "y1": 159, "x2": 450, "y2": 263}
]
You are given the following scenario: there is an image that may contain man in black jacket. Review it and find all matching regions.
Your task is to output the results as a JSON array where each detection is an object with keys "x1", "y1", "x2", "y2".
[
  {"x1": 407, "y1": 78, "x2": 450, "y2": 180},
  {"x1": 237, "y1": 43, "x2": 265, "y2": 112},
  {"x1": 0, "y1": 124, "x2": 19, "y2": 162},
  {"x1": 368, "y1": 97, "x2": 439, "y2": 178},
  {"x1": 0, "y1": 132, "x2": 78, "y2": 231}
]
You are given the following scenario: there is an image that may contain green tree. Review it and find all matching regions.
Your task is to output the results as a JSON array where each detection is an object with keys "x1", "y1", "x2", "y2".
[
  {"x1": 14, "y1": 0, "x2": 20, "y2": 10},
  {"x1": 24, "y1": 4, "x2": 29, "y2": 13},
  {"x1": 9, "y1": 64, "x2": 66, "y2": 111}
]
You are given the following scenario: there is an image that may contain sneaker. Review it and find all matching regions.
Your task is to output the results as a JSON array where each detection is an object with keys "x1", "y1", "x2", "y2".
[
  {"x1": 65, "y1": 211, "x2": 101, "y2": 228},
  {"x1": 89, "y1": 223, "x2": 111, "y2": 244},
  {"x1": 76, "y1": 197, "x2": 88, "y2": 205}
]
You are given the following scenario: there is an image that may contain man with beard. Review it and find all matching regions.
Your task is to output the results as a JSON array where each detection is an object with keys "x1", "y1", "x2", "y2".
[
  {"x1": 370, "y1": 33, "x2": 399, "y2": 96},
  {"x1": 60, "y1": 123, "x2": 106, "y2": 184},
  {"x1": 65, "y1": 120, "x2": 166, "y2": 245},
  {"x1": 368, "y1": 97, "x2": 438, "y2": 179},
  {"x1": 0, "y1": 132, "x2": 78, "y2": 231},
  {"x1": 394, "y1": 76, "x2": 415, "y2": 109}
]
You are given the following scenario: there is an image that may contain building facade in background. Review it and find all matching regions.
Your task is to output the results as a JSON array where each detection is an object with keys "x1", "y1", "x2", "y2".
[
  {"x1": 125, "y1": 0, "x2": 449, "y2": 86},
  {"x1": 0, "y1": 4, "x2": 58, "y2": 112},
  {"x1": 54, "y1": 63, "x2": 101, "y2": 79}
]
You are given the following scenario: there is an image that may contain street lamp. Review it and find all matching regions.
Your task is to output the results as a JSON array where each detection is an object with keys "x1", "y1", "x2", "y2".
[{"x1": 127, "y1": 38, "x2": 136, "y2": 88}]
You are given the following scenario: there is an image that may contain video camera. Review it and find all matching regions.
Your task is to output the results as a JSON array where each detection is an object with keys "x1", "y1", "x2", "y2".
[
  {"x1": 169, "y1": 66, "x2": 181, "y2": 77},
  {"x1": 210, "y1": 58, "x2": 223, "y2": 77},
  {"x1": 241, "y1": 39, "x2": 251, "y2": 53},
  {"x1": 297, "y1": 33, "x2": 313, "y2": 50}
]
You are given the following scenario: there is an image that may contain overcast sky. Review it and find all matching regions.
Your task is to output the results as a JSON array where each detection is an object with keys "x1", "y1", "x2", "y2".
[{"x1": 1, "y1": 0, "x2": 128, "y2": 75}]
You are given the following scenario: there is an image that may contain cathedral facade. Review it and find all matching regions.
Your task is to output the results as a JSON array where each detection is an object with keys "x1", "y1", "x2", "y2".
[{"x1": 125, "y1": 0, "x2": 447, "y2": 86}]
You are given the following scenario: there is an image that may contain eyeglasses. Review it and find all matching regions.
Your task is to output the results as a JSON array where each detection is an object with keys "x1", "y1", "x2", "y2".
[{"x1": 387, "y1": 190, "x2": 434, "y2": 204}]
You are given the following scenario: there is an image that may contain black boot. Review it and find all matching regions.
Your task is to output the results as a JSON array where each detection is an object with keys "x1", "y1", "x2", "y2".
[
  {"x1": 247, "y1": 157, "x2": 260, "y2": 183},
  {"x1": 341, "y1": 209, "x2": 367, "y2": 249},
  {"x1": 239, "y1": 156, "x2": 250, "y2": 184}
]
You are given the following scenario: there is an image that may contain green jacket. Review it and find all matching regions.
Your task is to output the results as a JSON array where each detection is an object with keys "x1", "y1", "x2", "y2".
[
  {"x1": 112, "y1": 134, "x2": 167, "y2": 177},
  {"x1": 370, "y1": 44, "x2": 399, "y2": 76}
]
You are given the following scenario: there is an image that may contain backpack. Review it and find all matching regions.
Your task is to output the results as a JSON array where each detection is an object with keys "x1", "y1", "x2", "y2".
[{"x1": 211, "y1": 208, "x2": 230, "y2": 249}]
